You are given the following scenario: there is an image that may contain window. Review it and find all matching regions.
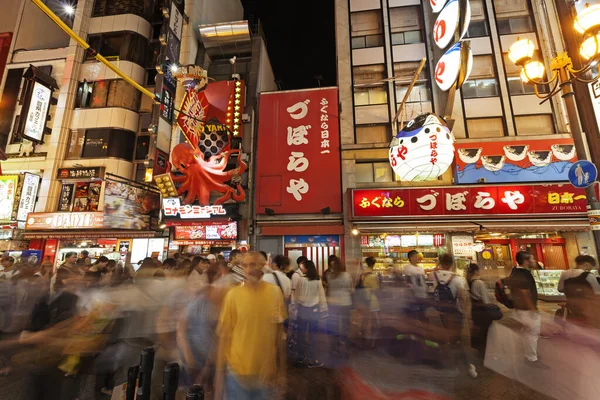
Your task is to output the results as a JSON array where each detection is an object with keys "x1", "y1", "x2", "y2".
[
  {"x1": 356, "y1": 162, "x2": 394, "y2": 183},
  {"x1": 353, "y1": 64, "x2": 386, "y2": 85},
  {"x1": 85, "y1": 32, "x2": 148, "y2": 66},
  {"x1": 462, "y1": 55, "x2": 499, "y2": 98},
  {"x1": 355, "y1": 125, "x2": 391, "y2": 144},
  {"x1": 466, "y1": 117, "x2": 506, "y2": 138},
  {"x1": 354, "y1": 86, "x2": 387, "y2": 106},
  {"x1": 394, "y1": 61, "x2": 431, "y2": 103},
  {"x1": 67, "y1": 128, "x2": 136, "y2": 161},
  {"x1": 515, "y1": 115, "x2": 555, "y2": 135},
  {"x1": 503, "y1": 52, "x2": 549, "y2": 95},
  {"x1": 389, "y1": 6, "x2": 424, "y2": 44},
  {"x1": 135, "y1": 134, "x2": 150, "y2": 160},
  {"x1": 75, "y1": 80, "x2": 141, "y2": 111},
  {"x1": 494, "y1": 0, "x2": 535, "y2": 35},
  {"x1": 92, "y1": 0, "x2": 158, "y2": 19},
  {"x1": 465, "y1": 0, "x2": 489, "y2": 37},
  {"x1": 351, "y1": 11, "x2": 383, "y2": 49}
]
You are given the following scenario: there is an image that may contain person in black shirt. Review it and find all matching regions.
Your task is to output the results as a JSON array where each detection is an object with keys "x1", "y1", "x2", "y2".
[
  {"x1": 84, "y1": 256, "x2": 109, "y2": 287},
  {"x1": 511, "y1": 251, "x2": 544, "y2": 367}
]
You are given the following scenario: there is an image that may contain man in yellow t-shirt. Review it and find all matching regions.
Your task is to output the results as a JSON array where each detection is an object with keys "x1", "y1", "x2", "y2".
[{"x1": 216, "y1": 252, "x2": 286, "y2": 399}]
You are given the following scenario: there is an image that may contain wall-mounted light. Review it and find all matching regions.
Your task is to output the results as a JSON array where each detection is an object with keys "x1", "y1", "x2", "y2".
[
  {"x1": 64, "y1": 4, "x2": 75, "y2": 16},
  {"x1": 351, "y1": 228, "x2": 360, "y2": 236}
]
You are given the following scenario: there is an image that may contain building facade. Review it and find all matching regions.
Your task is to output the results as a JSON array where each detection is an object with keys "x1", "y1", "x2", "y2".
[
  {"x1": 0, "y1": 0, "x2": 274, "y2": 264},
  {"x1": 336, "y1": 0, "x2": 598, "y2": 282}
]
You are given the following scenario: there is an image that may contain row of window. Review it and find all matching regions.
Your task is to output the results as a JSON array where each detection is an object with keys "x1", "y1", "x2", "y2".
[
  {"x1": 350, "y1": 0, "x2": 536, "y2": 51},
  {"x1": 86, "y1": 32, "x2": 150, "y2": 67},
  {"x1": 92, "y1": 0, "x2": 163, "y2": 21},
  {"x1": 76, "y1": 79, "x2": 142, "y2": 111},
  {"x1": 67, "y1": 128, "x2": 136, "y2": 161}
]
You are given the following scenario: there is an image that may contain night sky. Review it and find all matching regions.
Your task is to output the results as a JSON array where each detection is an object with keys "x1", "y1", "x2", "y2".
[{"x1": 241, "y1": 0, "x2": 337, "y2": 90}]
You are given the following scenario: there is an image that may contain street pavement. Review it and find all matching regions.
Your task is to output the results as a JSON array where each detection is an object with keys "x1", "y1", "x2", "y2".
[{"x1": 0, "y1": 301, "x2": 568, "y2": 400}]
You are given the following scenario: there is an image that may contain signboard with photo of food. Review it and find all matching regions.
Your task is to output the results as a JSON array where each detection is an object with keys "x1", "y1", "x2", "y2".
[
  {"x1": 103, "y1": 179, "x2": 160, "y2": 230},
  {"x1": 174, "y1": 221, "x2": 238, "y2": 241}
]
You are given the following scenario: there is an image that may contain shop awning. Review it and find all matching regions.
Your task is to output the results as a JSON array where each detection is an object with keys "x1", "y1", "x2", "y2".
[
  {"x1": 22, "y1": 230, "x2": 159, "y2": 240},
  {"x1": 354, "y1": 218, "x2": 591, "y2": 234}
]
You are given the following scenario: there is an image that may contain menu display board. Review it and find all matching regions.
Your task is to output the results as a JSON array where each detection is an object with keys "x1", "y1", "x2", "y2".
[{"x1": 174, "y1": 221, "x2": 238, "y2": 240}]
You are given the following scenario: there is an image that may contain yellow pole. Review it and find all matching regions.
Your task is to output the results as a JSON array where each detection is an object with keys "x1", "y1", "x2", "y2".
[{"x1": 31, "y1": 0, "x2": 158, "y2": 102}]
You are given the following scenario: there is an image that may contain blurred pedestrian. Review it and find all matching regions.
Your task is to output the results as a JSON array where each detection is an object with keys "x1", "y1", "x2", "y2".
[
  {"x1": 403, "y1": 250, "x2": 428, "y2": 322},
  {"x1": 558, "y1": 255, "x2": 600, "y2": 327},
  {"x1": 511, "y1": 251, "x2": 544, "y2": 367},
  {"x1": 355, "y1": 257, "x2": 381, "y2": 348},
  {"x1": 76, "y1": 250, "x2": 91, "y2": 266},
  {"x1": 84, "y1": 256, "x2": 109, "y2": 287},
  {"x1": 262, "y1": 255, "x2": 292, "y2": 302},
  {"x1": 216, "y1": 252, "x2": 286, "y2": 399},
  {"x1": 294, "y1": 260, "x2": 327, "y2": 368},
  {"x1": 0, "y1": 256, "x2": 16, "y2": 280},
  {"x1": 134, "y1": 257, "x2": 164, "y2": 281},
  {"x1": 322, "y1": 255, "x2": 340, "y2": 289},
  {"x1": 326, "y1": 258, "x2": 353, "y2": 357},
  {"x1": 207, "y1": 254, "x2": 217, "y2": 265},
  {"x1": 467, "y1": 263, "x2": 494, "y2": 354}
]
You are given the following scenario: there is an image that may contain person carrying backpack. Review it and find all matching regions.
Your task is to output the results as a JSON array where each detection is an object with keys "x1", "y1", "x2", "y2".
[
  {"x1": 558, "y1": 255, "x2": 600, "y2": 327},
  {"x1": 429, "y1": 254, "x2": 477, "y2": 377}
]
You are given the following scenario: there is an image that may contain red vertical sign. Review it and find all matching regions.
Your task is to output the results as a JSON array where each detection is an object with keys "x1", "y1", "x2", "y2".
[{"x1": 256, "y1": 88, "x2": 341, "y2": 214}]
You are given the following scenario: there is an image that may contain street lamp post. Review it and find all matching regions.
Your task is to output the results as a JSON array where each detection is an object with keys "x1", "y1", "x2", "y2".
[{"x1": 508, "y1": 3, "x2": 600, "y2": 255}]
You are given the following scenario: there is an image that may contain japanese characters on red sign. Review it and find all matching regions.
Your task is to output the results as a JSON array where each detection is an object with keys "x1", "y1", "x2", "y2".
[
  {"x1": 352, "y1": 184, "x2": 590, "y2": 218},
  {"x1": 256, "y1": 88, "x2": 341, "y2": 214}
]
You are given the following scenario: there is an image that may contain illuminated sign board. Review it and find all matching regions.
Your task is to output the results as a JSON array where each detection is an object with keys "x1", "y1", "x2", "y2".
[
  {"x1": 16, "y1": 173, "x2": 41, "y2": 228},
  {"x1": 23, "y1": 81, "x2": 52, "y2": 142},
  {"x1": 0, "y1": 175, "x2": 18, "y2": 223},
  {"x1": 25, "y1": 212, "x2": 104, "y2": 230},
  {"x1": 162, "y1": 198, "x2": 227, "y2": 219},
  {"x1": 174, "y1": 221, "x2": 238, "y2": 240}
]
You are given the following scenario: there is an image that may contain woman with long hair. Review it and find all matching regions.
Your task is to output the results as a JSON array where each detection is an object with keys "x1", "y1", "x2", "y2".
[
  {"x1": 326, "y1": 259, "x2": 353, "y2": 357},
  {"x1": 294, "y1": 260, "x2": 327, "y2": 368}
]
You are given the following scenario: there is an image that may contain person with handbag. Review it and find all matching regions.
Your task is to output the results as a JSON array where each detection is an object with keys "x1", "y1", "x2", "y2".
[{"x1": 466, "y1": 263, "x2": 502, "y2": 355}]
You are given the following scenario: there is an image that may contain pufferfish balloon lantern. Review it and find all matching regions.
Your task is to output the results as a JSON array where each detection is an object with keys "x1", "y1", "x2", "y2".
[{"x1": 389, "y1": 113, "x2": 455, "y2": 181}]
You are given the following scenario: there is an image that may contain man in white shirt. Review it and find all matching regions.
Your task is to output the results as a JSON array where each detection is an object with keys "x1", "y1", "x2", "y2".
[
  {"x1": 262, "y1": 255, "x2": 292, "y2": 302},
  {"x1": 557, "y1": 255, "x2": 600, "y2": 295},
  {"x1": 403, "y1": 250, "x2": 427, "y2": 299}
]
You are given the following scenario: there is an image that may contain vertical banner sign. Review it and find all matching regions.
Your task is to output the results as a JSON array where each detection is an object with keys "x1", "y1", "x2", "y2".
[
  {"x1": 16, "y1": 173, "x2": 41, "y2": 228},
  {"x1": 255, "y1": 88, "x2": 342, "y2": 214},
  {"x1": 0, "y1": 175, "x2": 18, "y2": 223}
]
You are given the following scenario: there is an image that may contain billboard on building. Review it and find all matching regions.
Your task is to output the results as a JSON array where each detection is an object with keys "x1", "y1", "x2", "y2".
[
  {"x1": 0, "y1": 175, "x2": 18, "y2": 223},
  {"x1": 454, "y1": 138, "x2": 576, "y2": 184},
  {"x1": 103, "y1": 179, "x2": 160, "y2": 230},
  {"x1": 255, "y1": 87, "x2": 342, "y2": 214}
]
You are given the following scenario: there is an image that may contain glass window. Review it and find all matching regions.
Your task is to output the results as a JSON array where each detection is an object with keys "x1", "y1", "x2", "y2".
[
  {"x1": 462, "y1": 79, "x2": 499, "y2": 98},
  {"x1": 107, "y1": 80, "x2": 141, "y2": 110},
  {"x1": 76, "y1": 80, "x2": 142, "y2": 111},
  {"x1": 135, "y1": 134, "x2": 150, "y2": 160},
  {"x1": 66, "y1": 130, "x2": 85, "y2": 159},
  {"x1": 365, "y1": 35, "x2": 384, "y2": 47},
  {"x1": 403, "y1": 31, "x2": 422, "y2": 44},
  {"x1": 466, "y1": 118, "x2": 506, "y2": 138},
  {"x1": 352, "y1": 37, "x2": 366, "y2": 49},
  {"x1": 79, "y1": 128, "x2": 136, "y2": 161},
  {"x1": 494, "y1": 0, "x2": 535, "y2": 34},
  {"x1": 356, "y1": 125, "x2": 391, "y2": 144},
  {"x1": 351, "y1": 10, "x2": 384, "y2": 49},
  {"x1": 374, "y1": 162, "x2": 393, "y2": 182},
  {"x1": 515, "y1": 115, "x2": 555, "y2": 135},
  {"x1": 354, "y1": 86, "x2": 387, "y2": 106},
  {"x1": 355, "y1": 163, "x2": 374, "y2": 183},
  {"x1": 90, "y1": 80, "x2": 109, "y2": 108},
  {"x1": 396, "y1": 84, "x2": 430, "y2": 103},
  {"x1": 85, "y1": 33, "x2": 148, "y2": 65},
  {"x1": 466, "y1": 20, "x2": 489, "y2": 37},
  {"x1": 391, "y1": 32, "x2": 405, "y2": 46}
]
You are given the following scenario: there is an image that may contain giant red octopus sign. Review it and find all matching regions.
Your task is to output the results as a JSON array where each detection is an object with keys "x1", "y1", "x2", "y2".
[{"x1": 157, "y1": 67, "x2": 247, "y2": 206}]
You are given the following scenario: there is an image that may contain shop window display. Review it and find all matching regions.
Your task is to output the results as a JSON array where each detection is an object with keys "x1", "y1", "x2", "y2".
[{"x1": 360, "y1": 234, "x2": 446, "y2": 277}]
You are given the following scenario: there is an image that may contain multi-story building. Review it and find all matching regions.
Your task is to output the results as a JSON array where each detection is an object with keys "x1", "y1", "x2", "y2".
[
  {"x1": 336, "y1": 0, "x2": 598, "y2": 283},
  {"x1": 0, "y1": 0, "x2": 274, "y2": 264}
]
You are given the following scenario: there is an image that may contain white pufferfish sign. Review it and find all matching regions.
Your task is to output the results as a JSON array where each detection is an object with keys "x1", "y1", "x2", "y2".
[{"x1": 389, "y1": 113, "x2": 455, "y2": 181}]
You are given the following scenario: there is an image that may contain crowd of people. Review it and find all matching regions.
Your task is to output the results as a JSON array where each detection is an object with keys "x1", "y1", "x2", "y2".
[{"x1": 0, "y1": 248, "x2": 599, "y2": 399}]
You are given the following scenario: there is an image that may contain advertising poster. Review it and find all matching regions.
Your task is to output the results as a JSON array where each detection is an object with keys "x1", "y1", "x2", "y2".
[
  {"x1": 255, "y1": 88, "x2": 342, "y2": 214},
  {"x1": 59, "y1": 183, "x2": 75, "y2": 212},
  {"x1": 103, "y1": 180, "x2": 160, "y2": 230},
  {"x1": 16, "y1": 173, "x2": 41, "y2": 227},
  {"x1": 0, "y1": 175, "x2": 18, "y2": 223},
  {"x1": 23, "y1": 81, "x2": 51, "y2": 142},
  {"x1": 174, "y1": 221, "x2": 238, "y2": 240}
]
